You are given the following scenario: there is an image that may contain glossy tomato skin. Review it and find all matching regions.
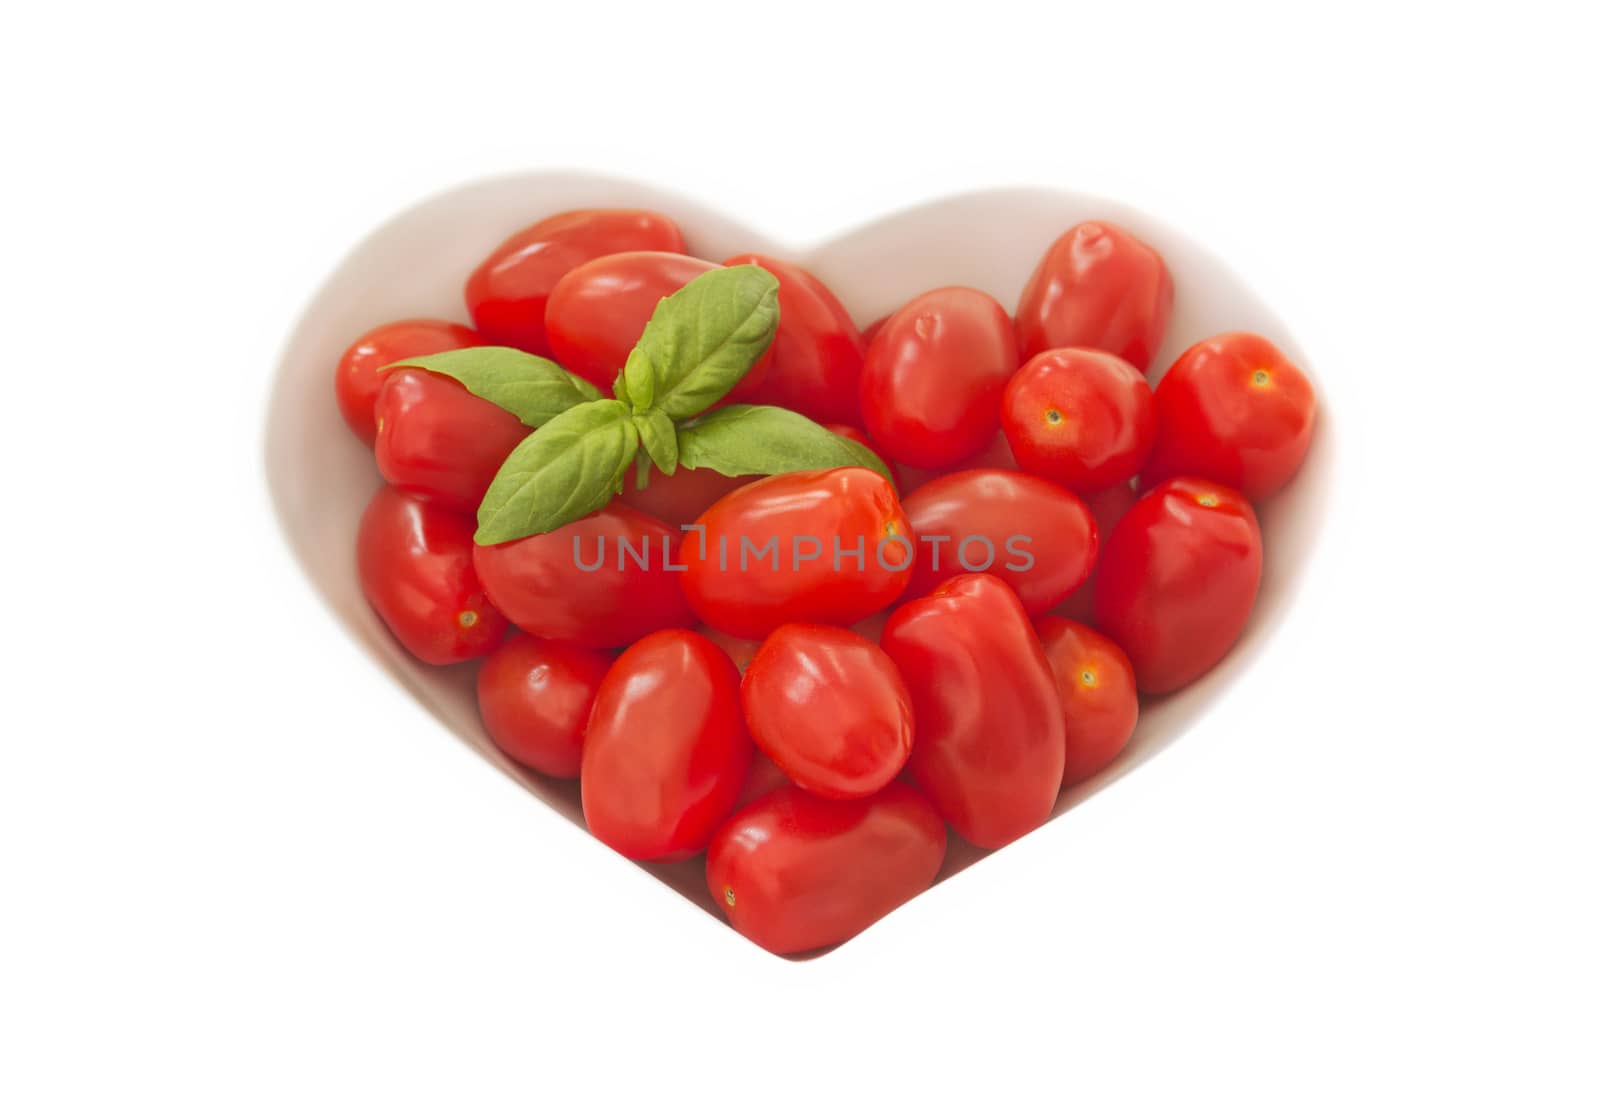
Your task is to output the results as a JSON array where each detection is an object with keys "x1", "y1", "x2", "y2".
[
  {"x1": 1094, "y1": 477, "x2": 1263, "y2": 694},
  {"x1": 373, "y1": 368, "x2": 529, "y2": 514},
  {"x1": 1002, "y1": 348, "x2": 1156, "y2": 492},
  {"x1": 724, "y1": 254, "x2": 868, "y2": 426},
  {"x1": 476, "y1": 633, "x2": 612, "y2": 778},
  {"x1": 473, "y1": 503, "x2": 696, "y2": 649},
  {"x1": 707, "y1": 783, "x2": 946, "y2": 955},
  {"x1": 859, "y1": 287, "x2": 1021, "y2": 469},
  {"x1": 619, "y1": 466, "x2": 758, "y2": 530},
  {"x1": 1015, "y1": 221, "x2": 1174, "y2": 371},
  {"x1": 356, "y1": 486, "x2": 508, "y2": 665},
  {"x1": 899, "y1": 469, "x2": 1097, "y2": 614},
  {"x1": 464, "y1": 209, "x2": 686, "y2": 355},
  {"x1": 881, "y1": 574, "x2": 1066, "y2": 848},
  {"x1": 1142, "y1": 332, "x2": 1316, "y2": 498},
  {"x1": 335, "y1": 320, "x2": 483, "y2": 446},
  {"x1": 680, "y1": 468, "x2": 912, "y2": 639},
  {"x1": 581, "y1": 629, "x2": 752, "y2": 861},
  {"x1": 741, "y1": 624, "x2": 914, "y2": 799},
  {"x1": 544, "y1": 251, "x2": 771, "y2": 399},
  {"x1": 1034, "y1": 617, "x2": 1139, "y2": 786}
]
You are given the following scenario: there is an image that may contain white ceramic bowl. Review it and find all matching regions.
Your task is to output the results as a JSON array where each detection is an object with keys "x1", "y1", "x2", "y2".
[{"x1": 264, "y1": 172, "x2": 1332, "y2": 941}]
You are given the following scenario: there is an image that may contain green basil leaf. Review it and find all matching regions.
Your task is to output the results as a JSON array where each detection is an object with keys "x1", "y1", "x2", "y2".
[
  {"x1": 676, "y1": 404, "x2": 895, "y2": 486},
  {"x1": 474, "y1": 400, "x2": 638, "y2": 545},
  {"x1": 635, "y1": 407, "x2": 679, "y2": 475},
  {"x1": 388, "y1": 347, "x2": 601, "y2": 427},
  {"x1": 627, "y1": 265, "x2": 780, "y2": 420}
]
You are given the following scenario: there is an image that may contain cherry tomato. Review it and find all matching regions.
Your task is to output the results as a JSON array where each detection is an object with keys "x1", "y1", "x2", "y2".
[
  {"x1": 545, "y1": 251, "x2": 772, "y2": 399},
  {"x1": 1034, "y1": 617, "x2": 1139, "y2": 786},
  {"x1": 899, "y1": 469, "x2": 1097, "y2": 614},
  {"x1": 733, "y1": 751, "x2": 791, "y2": 809},
  {"x1": 1015, "y1": 221, "x2": 1173, "y2": 371},
  {"x1": 741, "y1": 623, "x2": 913, "y2": 799},
  {"x1": 724, "y1": 254, "x2": 869, "y2": 426},
  {"x1": 356, "y1": 486, "x2": 508, "y2": 665},
  {"x1": 581, "y1": 629, "x2": 751, "y2": 861},
  {"x1": 824, "y1": 424, "x2": 899, "y2": 492},
  {"x1": 335, "y1": 320, "x2": 483, "y2": 446},
  {"x1": 859, "y1": 287, "x2": 1020, "y2": 469},
  {"x1": 373, "y1": 368, "x2": 529, "y2": 514},
  {"x1": 1001, "y1": 348, "x2": 1156, "y2": 492},
  {"x1": 464, "y1": 209, "x2": 685, "y2": 355},
  {"x1": 476, "y1": 633, "x2": 612, "y2": 778},
  {"x1": 619, "y1": 465, "x2": 758, "y2": 530},
  {"x1": 707, "y1": 783, "x2": 946, "y2": 955},
  {"x1": 881, "y1": 574, "x2": 1065, "y2": 848},
  {"x1": 1054, "y1": 481, "x2": 1137, "y2": 621},
  {"x1": 473, "y1": 503, "x2": 696, "y2": 649},
  {"x1": 1094, "y1": 477, "x2": 1263, "y2": 694},
  {"x1": 680, "y1": 468, "x2": 912, "y2": 639},
  {"x1": 1142, "y1": 332, "x2": 1316, "y2": 498}
]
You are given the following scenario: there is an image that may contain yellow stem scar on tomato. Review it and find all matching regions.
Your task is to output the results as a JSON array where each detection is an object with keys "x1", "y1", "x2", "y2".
[
  {"x1": 723, "y1": 886, "x2": 736, "y2": 908},
  {"x1": 1080, "y1": 668, "x2": 1098, "y2": 688},
  {"x1": 1195, "y1": 493, "x2": 1219, "y2": 508},
  {"x1": 1251, "y1": 369, "x2": 1271, "y2": 387},
  {"x1": 458, "y1": 610, "x2": 479, "y2": 629},
  {"x1": 1044, "y1": 407, "x2": 1064, "y2": 425}
]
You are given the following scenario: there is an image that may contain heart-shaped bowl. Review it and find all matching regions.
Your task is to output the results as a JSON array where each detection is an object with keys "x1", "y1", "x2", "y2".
[{"x1": 264, "y1": 171, "x2": 1332, "y2": 944}]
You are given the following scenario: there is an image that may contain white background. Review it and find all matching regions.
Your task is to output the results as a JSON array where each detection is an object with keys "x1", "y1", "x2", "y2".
[{"x1": 4, "y1": 2, "x2": 1598, "y2": 1092}]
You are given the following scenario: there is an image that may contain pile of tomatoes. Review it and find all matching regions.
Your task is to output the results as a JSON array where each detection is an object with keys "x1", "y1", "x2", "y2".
[{"x1": 337, "y1": 208, "x2": 1316, "y2": 956}]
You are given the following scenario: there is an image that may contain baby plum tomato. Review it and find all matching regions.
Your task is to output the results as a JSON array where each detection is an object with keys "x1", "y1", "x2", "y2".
[
  {"x1": 1033, "y1": 618, "x2": 1139, "y2": 786},
  {"x1": 724, "y1": 254, "x2": 869, "y2": 427},
  {"x1": 473, "y1": 503, "x2": 697, "y2": 649},
  {"x1": 1001, "y1": 348, "x2": 1156, "y2": 493},
  {"x1": 859, "y1": 287, "x2": 1021, "y2": 469},
  {"x1": 544, "y1": 252, "x2": 772, "y2": 400},
  {"x1": 1142, "y1": 332, "x2": 1316, "y2": 499},
  {"x1": 707, "y1": 783, "x2": 946, "y2": 956},
  {"x1": 464, "y1": 209, "x2": 685, "y2": 355},
  {"x1": 356, "y1": 486, "x2": 508, "y2": 665},
  {"x1": 476, "y1": 633, "x2": 612, "y2": 779},
  {"x1": 741, "y1": 624, "x2": 914, "y2": 800},
  {"x1": 881, "y1": 574, "x2": 1066, "y2": 848},
  {"x1": 335, "y1": 320, "x2": 483, "y2": 446},
  {"x1": 899, "y1": 469, "x2": 1097, "y2": 615},
  {"x1": 1015, "y1": 220, "x2": 1174, "y2": 371},
  {"x1": 1094, "y1": 477, "x2": 1263, "y2": 694},
  {"x1": 581, "y1": 629, "x2": 752, "y2": 862},
  {"x1": 680, "y1": 468, "x2": 913, "y2": 639},
  {"x1": 373, "y1": 368, "x2": 529, "y2": 514}
]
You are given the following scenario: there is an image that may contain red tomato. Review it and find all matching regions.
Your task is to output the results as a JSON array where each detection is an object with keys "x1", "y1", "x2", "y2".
[
  {"x1": 725, "y1": 254, "x2": 868, "y2": 426},
  {"x1": 733, "y1": 751, "x2": 791, "y2": 809},
  {"x1": 1142, "y1": 332, "x2": 1316, "y2": 498},
  {"x1": 899, "y1": 469, "x2": 1097, "y2": 614},
  {"x1": 741, "y1": 624, "x2": 914, "y2": 799},
  {"x1": 1001, "y1": 348, "x2": 1156, "y2": 492},
  {"x1": 620, "y1": 465, "x2": 758, "y2": 530},
  {"x1": 464, "y1": 209, "x2": 685, "y2": 356},
  {"x1": 1034, "y1": 617, "x2": 1139, "y2": 786},
  {"x1": 695, "y1": 623, "x2": 763, "y2": 675},
  {"x1": 581, "y1": 629, "x2": 751, "y2": 861},
  {"x1": 473, "y1": 503, "x2": 696, "y2": 649},
  {"x1": 881, "y1": 574, "x2": 1066, "y2": 847},
  {"x1": 1054, "y1": 480, "x2": 1137, "y2": 621},
  {"x1": 1015, "y1": 221, "x2": 1174, "y2": 371},
  {"x1": 707, "y1": 783, "x2": 946, "y2": 955},
  {"x1": 824, "y1": 424, "x2": 899, "y2": 492},
  {"x1": 545, "y1": 251, "x2": 771, "y2": 399},
  {"x1": 356, "y1": 486, "x2": 508, "y2": 665},
  {"x1": 859, "y1": 287, "x2": 1021, "y2": 469},
  {"x1": 476, "y1": 633, "x2": 612, "y2": 778},
  {"x1": 335, "y1": 320, "x2": 483, "y2": 446},
  {"x1": 1094, "y1": 477, "x2": 1263, "y2": 693},
  {"x1": 373, "y1": 368, "x2": 529, "y2": 514},
  {"x1": 679, "y1": 468, "x2": 913, "y2": 639}
]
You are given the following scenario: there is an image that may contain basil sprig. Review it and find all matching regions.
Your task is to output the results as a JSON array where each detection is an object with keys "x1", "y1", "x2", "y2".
[{"x1": 388, "y1": 264, "x2": 894, "y2": 545}]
